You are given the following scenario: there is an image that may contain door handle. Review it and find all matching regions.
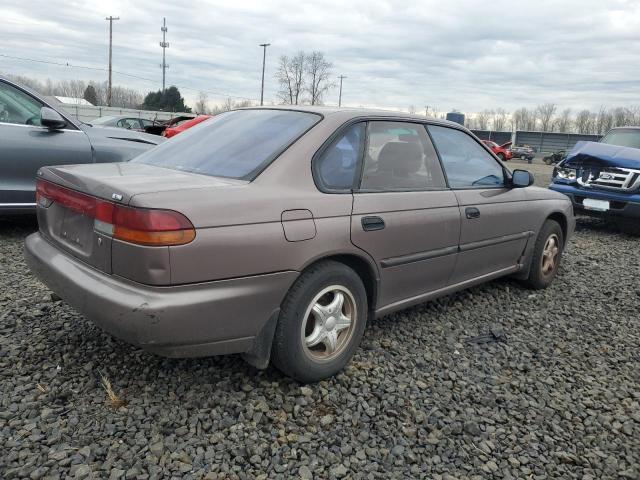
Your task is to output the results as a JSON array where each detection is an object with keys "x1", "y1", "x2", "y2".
[
  {"x1": 465, "y1": 207, "x2": 480, "y2": 219},
  {"x1": 361, "y1": 216, "x2": 385, "y2": 231}
]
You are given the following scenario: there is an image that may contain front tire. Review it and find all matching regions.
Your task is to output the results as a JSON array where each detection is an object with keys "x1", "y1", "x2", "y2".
[
  {"x1": 271, "y1": 261, "x2": 368, "y2": 383},
  {"x1": 524, "y1": 220, "x2": 564, "y2": 289},
  {"x1": 497, "y1": 153, "x2": 505, "y2": 161}
]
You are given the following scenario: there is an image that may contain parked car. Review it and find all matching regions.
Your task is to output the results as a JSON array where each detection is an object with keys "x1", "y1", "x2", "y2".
[
  {"x1": 163, "y1": 115, "x2": 211, "y2": 138},
  {"x1": 0, "y1": 77, "x2": 165, "y2": 214},
  {"x1": 25, "y1": 107, "x2": 574, "y2": 382},
  {"x1": 143, "y1": 115, "x2": 197, "y2": 136},
  {"x1": 481, "y1": 140, "x2": 513, "y2": 161},
  {"x1": 511, "y1": 144, "x2": 536, "y2": 161},
  {"x1": 89, "y1": 115, "x2": 156, "y2": 132},
  {"x1": 543, "y1": 150, "x2": 567, "y2": 165},
  {"x1": 550, "y1": 127, "x2": 640, "y2": 221}
]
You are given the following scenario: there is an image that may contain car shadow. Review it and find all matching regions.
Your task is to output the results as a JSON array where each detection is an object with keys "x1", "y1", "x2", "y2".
[{"x1": 575, "y1": 215, "x2": 640, "y2": 237}]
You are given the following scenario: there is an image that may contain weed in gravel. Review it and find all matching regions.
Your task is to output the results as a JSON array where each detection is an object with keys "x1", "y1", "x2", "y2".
[{"x1": 100, "y1": 373, "x2": 127, "y2": 409}]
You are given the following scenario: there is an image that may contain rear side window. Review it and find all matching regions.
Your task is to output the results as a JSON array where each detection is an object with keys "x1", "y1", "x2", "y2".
[
  {"x1": 360, "y1": 122, "x2": 446, "y2": 191},
  {"x1": 315, "y1": 123, "x2": 365, "y2": 190},
  {"x1": 428, "y1": 125, "x2": 505, "y2": 188},
  {"x1": 132, "y1": 109, "x2": 321, "y2": 180}
]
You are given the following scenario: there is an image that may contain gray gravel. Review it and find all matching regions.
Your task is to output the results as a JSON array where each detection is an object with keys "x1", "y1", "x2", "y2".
[{"x1": 1, "y1": 210, "x2": 639, "y2": 479}]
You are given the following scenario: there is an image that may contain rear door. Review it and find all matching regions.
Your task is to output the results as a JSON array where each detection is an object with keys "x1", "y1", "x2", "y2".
[
  {"x1": 428, "y1": 125, "x2": 533, "y2": 284},
  {"x1": 350, "y1": 121, "x2": 460, "y2": 308},
  {"x1": 0, "y1": 80, "x2": 92, "y2": 207}
]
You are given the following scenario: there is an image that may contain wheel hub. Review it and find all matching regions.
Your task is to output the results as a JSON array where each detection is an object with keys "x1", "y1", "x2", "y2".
[{"x1": 301, "y1": 286, "x2": 357, "y2": 361}]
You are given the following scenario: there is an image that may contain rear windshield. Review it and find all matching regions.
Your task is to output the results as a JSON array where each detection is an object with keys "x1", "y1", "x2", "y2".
[
  {"x1": 600, "y1": 129, "x2": 640, "y2": 149},
  {"x1": 131, "y1": 109, "x2": 321, "y2": 180}
]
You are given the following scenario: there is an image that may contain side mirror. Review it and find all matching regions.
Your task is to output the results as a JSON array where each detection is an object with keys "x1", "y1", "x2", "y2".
[
  {"x1": 512, "y1": 169, "x2": 534, "y2": 188},
  {"x1": 40, "y1": 107, "x2": 67, "y2": 130}
]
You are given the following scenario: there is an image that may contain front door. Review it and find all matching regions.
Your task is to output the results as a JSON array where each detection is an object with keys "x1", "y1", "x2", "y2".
[
  {"x1": 428, "y1": 125, "x2": 533, "y2": 284},
  {"x1": 350, "y1": 121, "x2": 460, "y2": 308},
  {"x1": 0, "y1": 80, "x2": 92, "y2": 207}
]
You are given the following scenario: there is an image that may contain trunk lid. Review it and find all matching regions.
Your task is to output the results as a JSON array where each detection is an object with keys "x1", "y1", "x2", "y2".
[{"x1": 36, "y1": 163, "x2": 247, "y2": 277}]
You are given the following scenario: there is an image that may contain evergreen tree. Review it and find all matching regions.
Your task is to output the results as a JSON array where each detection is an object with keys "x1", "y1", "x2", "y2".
[{"x1": 83, "y1": 84, "x2": 98, "y2": 105}]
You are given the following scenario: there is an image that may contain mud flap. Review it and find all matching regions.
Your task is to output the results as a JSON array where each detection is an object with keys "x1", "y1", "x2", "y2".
[
  {"x1": 512, "y1": 231, "x2": 536, "y2": 280},
  {"x1": 241, "y1": 309, "x2": 280, "y2": 370}
]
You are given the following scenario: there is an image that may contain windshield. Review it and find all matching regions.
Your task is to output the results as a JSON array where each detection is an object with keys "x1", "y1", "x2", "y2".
[
  {"x1": 600, "y1": 129, "x2": 640, "y2": 149},
  {"x1": 131, "y1": 109, "x2": 321, "y2": 180}
]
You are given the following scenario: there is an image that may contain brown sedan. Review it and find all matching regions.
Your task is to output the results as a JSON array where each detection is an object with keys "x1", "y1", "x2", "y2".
[{"x1": 25, "y1": 107, "x2": 574, "y2": 382}]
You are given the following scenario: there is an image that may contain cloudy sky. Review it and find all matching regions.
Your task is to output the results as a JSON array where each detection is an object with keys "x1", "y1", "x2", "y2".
[{"x1": 2, "y1": 0, "x2": 640, "y2": 113}]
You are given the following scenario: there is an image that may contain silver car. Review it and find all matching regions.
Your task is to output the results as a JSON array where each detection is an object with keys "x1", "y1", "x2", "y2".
[{"x1": 0, "y1": 77, "x2": 164, "y2": 214}]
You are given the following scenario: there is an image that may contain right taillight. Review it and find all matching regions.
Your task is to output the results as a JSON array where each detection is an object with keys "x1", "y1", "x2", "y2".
[{"x1": 36, "y1": 179, "x2": 195, "y2": 246}]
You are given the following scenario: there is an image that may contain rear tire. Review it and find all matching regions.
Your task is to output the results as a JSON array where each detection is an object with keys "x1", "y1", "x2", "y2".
[
  {"x1": 271, "y1": 261, "x2": 368, "y2": 383},
  {"x1": 523, "y1": 220, "x2": 564, "y2": 289}
]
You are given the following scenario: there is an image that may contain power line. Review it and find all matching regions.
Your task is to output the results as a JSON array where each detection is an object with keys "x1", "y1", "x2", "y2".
[{"x1": 0, "y1": 53, "x2": 258, "y2": 101}]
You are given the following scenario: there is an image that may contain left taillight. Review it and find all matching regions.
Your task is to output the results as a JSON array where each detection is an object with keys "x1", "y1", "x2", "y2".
[{"x1": 36, "y1": 179, "x2": 195, "y2": 246}]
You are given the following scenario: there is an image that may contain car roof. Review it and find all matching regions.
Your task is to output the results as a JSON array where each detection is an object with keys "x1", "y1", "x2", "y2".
[{"x1": 237, "y1": 105, "x2": 468, "y2": 130}]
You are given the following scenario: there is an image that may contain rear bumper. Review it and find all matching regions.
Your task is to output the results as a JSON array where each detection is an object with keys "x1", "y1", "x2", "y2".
[
  {"x1": 549, "y1": 184, "x2": 640, "y2": 219},
  {"x1": 25, "y1": 232, "x2": 297, "y2": 357}
]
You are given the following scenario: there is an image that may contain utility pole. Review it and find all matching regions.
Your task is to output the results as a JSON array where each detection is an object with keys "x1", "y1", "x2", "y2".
[
  {"x1": 159, "y1": 18, "x2": 169, "y2": 92},
  {"x1": 338, "y1": 75, "x2": 346, "y2": 107},
  {"x1": 105, "y1": 16, "x2": 119, "y2": 107},
  {"x1": 259, "y1": 43, "x2": 270, "y2": 106}
]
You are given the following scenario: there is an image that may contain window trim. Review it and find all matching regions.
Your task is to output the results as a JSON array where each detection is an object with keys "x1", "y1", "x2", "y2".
[
  {"x1": 311, "y1": 119, "x2": 367, "y2": 194},
  {"x1": 427, "y1": 124, "x2": 511, "y2": 191},
  {"x1": 355, "y1": 120, "x2": 449, "y2": 193},
  {"x1": 312, "y1": 116, "x2": 513, "y2": 194}
]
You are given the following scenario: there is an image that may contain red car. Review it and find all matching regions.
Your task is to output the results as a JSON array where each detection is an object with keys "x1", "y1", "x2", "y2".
[
  {"x1": 163, "y1": 115, "x2": 211, "y2": 138},
  {"x1": 482, "y1": 140, "x2": 513, "y2": 161}
]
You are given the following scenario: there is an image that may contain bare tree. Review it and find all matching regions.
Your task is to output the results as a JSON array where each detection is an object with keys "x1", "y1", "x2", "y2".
[
  {"x1": 305, "y1": 51, "x2": 334, "y2": 105},
  {"x1": 408, "y1": 105, "x2": 416, "y2": 115},
  {"x1": 512, "y1": 107, "x2": 537, "y2": 131},
  {"x1": 276, "y1": 52, "x2": 306, "y2": 105},
  {"x1": 492, "y1": 108, "x2": 508, "y2": 131},
  {"x1": 575, "y1": 110, "x2": 594, "y2": 134},
  {"x1": 595, "y1": 106, "x2": 614, "y2": 135},
  {"x1": 536, "y1": 103, "x2": 557, "y2": 132},
  {"x1": 194, "y1": 91, "x2": 209, "y2": 114},
  {"x1": 473, "y1": 110, "x2": 490, "y2": 130},
  {"x1": 554, "y1": 108, "x2": 572, "y2": 133}
]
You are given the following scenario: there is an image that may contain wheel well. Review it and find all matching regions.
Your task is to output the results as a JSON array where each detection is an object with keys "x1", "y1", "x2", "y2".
[
  {"x1": 303, "y1": 254, "x2": 378, "y2": 313},
  {"x1": 547, "y1": 212, "x2": 568, "y2": 245}
]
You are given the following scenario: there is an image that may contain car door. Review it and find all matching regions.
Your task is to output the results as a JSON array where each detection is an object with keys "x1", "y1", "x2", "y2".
[
  {"x1": 428, "y1": 125, "x2": 534, "y2": 284},
  {"x1": 349, "y1": 121, "x2": 461, "y2": 308},
  {"x1": 0, "y1": 80, "x2": 92, "y2": 207}
]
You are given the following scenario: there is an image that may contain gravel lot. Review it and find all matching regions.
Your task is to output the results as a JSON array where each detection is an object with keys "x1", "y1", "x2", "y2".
[{"x1": 1, "y1": 166, "x2": 639, "y2": 479}]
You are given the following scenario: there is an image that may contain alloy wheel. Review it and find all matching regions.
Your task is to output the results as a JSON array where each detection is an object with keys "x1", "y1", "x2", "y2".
[
  {"x1": 301, "y1": 285, "x2": 357, "y2": 362},
  {"x1": 541, "y1": 234, "x2": 560, "y2": 276}
]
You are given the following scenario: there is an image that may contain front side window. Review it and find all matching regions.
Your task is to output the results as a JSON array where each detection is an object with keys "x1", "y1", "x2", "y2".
[
  {"x1": 428, "y1": 125, "x2": 505, "y2": 188},
  {"x1": 0, "y1": 81, "x2": 43, "y2": 126},
  {"x1": 132, "y1": 109, "x2": 321, "y2": 180},
  {"x1": 360, "y1": 121, "x2": 446, "y2": 191},
  {"x1": 315, "y1": 123, "x2": 365, "y2": 190}
]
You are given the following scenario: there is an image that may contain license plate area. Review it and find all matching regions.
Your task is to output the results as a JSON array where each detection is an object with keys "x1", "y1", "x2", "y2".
[
  {"x1": 583, "y1": 198, "x2": 610, "y2": 212},
  {"x1": 58, "y1": 208, "x2": 95, "y2": 256}
]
